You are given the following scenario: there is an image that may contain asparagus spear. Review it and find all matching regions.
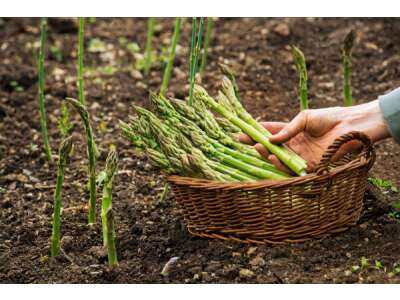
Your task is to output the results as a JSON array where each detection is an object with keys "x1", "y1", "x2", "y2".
[
  {"x1": 101, "y1": 149, "x2": 119, "y2": 268},
  {"x1": 51, "y1": 136, "x2": 73, "y2": 257},
  {"x1": 194, "y1": 85, "x2": 307, "y2": 176},
  {"x1": 291, "y1": 46, "x2": 308, "y2": 111},
  {"x1": 343, "y1": 30, "x2": 356, "y2": 107},
  {"x1": 38, "y1": 17, "x2": 52, "y2": 161},
  {"x1": 66, "y1": 97, "x2": 97, "y2": 224}
]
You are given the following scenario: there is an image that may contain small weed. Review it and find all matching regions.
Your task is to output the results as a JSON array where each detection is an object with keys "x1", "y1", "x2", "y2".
[
  {"x1": 127, "y1": 42, "x2": 140, "y2": 55},
  {"x1": 50, "y1": 45, "x2": 63, "y2": 62},
  {"x1": 368, "y1": 177, "x2": 398, "y2": 192},
  {"x1": 88, "y1": 38, "x2": 107, "y2": 53},
  {"x1": 10, "y1": 80, "x2": 24, "y2": 92}
]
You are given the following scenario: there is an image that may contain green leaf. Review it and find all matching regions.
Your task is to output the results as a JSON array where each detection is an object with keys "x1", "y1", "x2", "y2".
[
  {"x1": 127, "y1": 42, "x2": 140, "y2": 55},
  {"x1": 88, "y1": 38, "x2": 107, "y2": 53},
  {"x1": 374, "y1": 260, "x2": 383, "y2": 270},
  {"x1": 351, "y1": 265, "x2": 360, "y2": 273},
  {"x1": 360, "y1": 256, "x2": 369, "y2": 269},
  {"x1": 368, "y1": 177, "x2": 398, "y2": 192}
]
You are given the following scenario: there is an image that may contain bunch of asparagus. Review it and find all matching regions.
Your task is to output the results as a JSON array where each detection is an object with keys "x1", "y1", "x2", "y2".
[{"x1": 120, "y1": 68, "x2": 307, "y2": 182}]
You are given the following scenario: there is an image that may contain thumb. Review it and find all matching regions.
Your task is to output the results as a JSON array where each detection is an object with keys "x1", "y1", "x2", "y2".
[{"x1": 269, "y1": 111, "x2": 307, "y2": 144}]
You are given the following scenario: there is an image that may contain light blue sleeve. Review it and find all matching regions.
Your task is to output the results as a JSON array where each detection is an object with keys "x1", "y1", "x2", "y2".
[{"x1": 378, "y1": 87, "x2": 400, "y2": 144}]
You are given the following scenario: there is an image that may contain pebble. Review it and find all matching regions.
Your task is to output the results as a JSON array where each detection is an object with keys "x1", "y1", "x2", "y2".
[
  {"x1": 249, "y1": 256, "x2": 266, "y2": 267},
  {"x1": 273, "y1": 23, "x2": 290, "y2": 36},
  {"x1": 247, "y1": 247, "x2": 257, "y2": 256},
  {"x1": 130, "y1": 70, "x2": 143, "y2": 80},
  {"x1": 232, "y1": 252, "x2": 241, "y2": 258},
  {"x1": 239, "y1": 268, "x2": 255, "y2": 278},
  {"x1": 201, "y1": 272, "x2": 211, "y2": 281}
]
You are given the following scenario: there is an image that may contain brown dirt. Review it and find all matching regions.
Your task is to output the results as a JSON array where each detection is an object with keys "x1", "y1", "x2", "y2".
[{"x1": 1, "y1": 17, "x2": 400, "y2": 283}]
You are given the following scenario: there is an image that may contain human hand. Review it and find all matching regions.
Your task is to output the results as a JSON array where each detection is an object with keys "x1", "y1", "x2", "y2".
[{"x1": 239, "y1": 100, "x2": 390, "y2": 172}]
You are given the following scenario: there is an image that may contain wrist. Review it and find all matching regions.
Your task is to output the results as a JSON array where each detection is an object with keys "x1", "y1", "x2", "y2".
[{"x1": 343, "y1": 100, "x2": 390, "y2": 143}]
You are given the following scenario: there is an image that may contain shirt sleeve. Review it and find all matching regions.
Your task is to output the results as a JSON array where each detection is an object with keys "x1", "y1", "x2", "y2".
[{"x1": 378, "y1": 87, "x2": 400, "y2": 144}]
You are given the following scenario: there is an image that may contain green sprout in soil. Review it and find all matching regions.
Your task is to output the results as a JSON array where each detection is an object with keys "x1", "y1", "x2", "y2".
[
  {"x1": 160, "y1": 17, "x2": 182, "y2": 96},
  {"x1": 58, "y1": 102, "x2": 74, "y2": 139},
  {"x1": 144, "y1": 17, "x2": 156, "y2": 75},
  {"x1": 291, "y1": 46, "x2": 308, "y2": 111},
  {"x1": 50, "y1": 45, "x2": 63, "y2": 62},
  {"x1": 78, "y1": 17, "x2": 86, "y2": 106},
  {"x1": 343, "y1": 30, "x2": 356, "y2": 107},
  {"x1": 188, "y1": 17, "x2": 204, "y2": 106},
  {"x1": 10, "y1": 80, "x2": 24, "y2": 92},
  {"x1": 101, "y1": 148, "x2": 119, "y2": 268},
  {"x1": 38, "y1": 17, "x2": 52, "y2": 161},
  {"x1": 368, "y1": 177, "x2": 398, "y2": 192},
  {"x1": 199, "y1": 17, "x2": 213, "y2": 77},
  {"x1": 66, "y1": 98, "x2": 97, "y2": 224},
  {"x1": 51, "y1": 136, "x2": 73, "y2": 257}
]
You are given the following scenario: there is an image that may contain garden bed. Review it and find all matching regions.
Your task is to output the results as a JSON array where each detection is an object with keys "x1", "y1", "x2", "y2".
[{"x1": 1, "y1": 17, "x2": 400, "y2": 283}]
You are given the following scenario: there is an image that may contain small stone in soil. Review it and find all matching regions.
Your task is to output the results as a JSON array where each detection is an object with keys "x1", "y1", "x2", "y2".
[
  {"x1": 249, "y1": 255, "x2": 266, "y2": 268},
  {"x1": 239, "y1": 268, "x2": 255, "y2": 278}
]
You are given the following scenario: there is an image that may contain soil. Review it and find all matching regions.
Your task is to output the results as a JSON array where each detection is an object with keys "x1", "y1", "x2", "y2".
[{"x1": 1, "y1": 17, "x2": 400, "y2": 283}]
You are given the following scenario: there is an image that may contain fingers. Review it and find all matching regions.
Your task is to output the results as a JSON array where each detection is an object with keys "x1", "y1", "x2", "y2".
[
  {"x1": 239, "y1": 133, "x2": 255, "y2": 145},
  {"x1": 260, "y1": 122, "x2": 286, "y2": 134},
  {"x1": 269, "y1": 111, "x2": 308, "y2": 144},
  {"x1": 255, "y1": 143, "x2": 270, "y2": 159}
]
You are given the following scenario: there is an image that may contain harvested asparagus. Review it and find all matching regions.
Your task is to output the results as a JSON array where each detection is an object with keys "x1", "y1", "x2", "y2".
[{"x1": 194, "y1": 84, "x2": 307, "y2": 176}]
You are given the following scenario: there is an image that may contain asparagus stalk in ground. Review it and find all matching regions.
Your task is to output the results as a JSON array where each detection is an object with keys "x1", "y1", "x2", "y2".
[
  {"x1": 188, "y1": 18, "x2": 204, "y2": 106},
  {"x1": 160, "y1": 17, "x2": 182, "y2": 96},
  {"x1": 78, "y1": 17, "x2": 86, "y2": 106},
  {"x1": 38, "y1": 17, "x2": 52, "y2": 161},
  {"x1": 343, "y1": 30, "x2": 356, "y2": 107},
  {"x1": 199, "y1": 17, "x2": 213, "y2": 77},
  {"x1": 291, "y1": 46, "x2": 308, "y2": 111},
  {"x1": 51, "y1": 136, "x2": 73, "y2": 257},
  {"x1": 101, "y1": 149, "x2": 119, "y2": 268},
  {"x1": 194, "y1": 85, "x2": 307, "y2": 176},
  {"x1": 144, "y1": 17, "x2": 156, "y2": 75},
  {"x1": 66, "y1": 98, "x2": 97, "y2": 224}
]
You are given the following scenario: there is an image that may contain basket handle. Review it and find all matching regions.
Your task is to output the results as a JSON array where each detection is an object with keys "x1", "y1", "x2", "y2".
[{"x1": 315, "y1": 131, "x2": 375, "y2": 175}]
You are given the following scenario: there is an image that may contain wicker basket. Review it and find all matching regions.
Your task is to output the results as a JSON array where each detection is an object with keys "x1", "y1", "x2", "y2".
[{"x1": 167, "y1": 131, "x2": 376, "y2": 245}]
